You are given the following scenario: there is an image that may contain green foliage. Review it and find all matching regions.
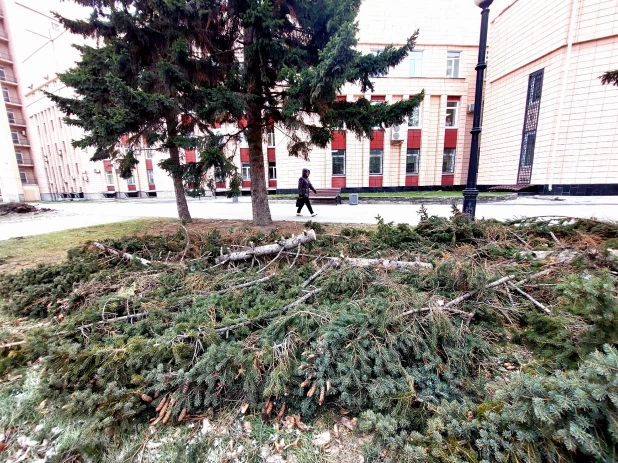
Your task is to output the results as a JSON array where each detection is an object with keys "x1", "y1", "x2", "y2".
[{"x1": 0, "y1": 218, "x2": 617, "y2": 461}]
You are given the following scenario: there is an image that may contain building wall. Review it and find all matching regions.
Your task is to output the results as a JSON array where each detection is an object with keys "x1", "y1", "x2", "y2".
[{"x1": 479, "y1": 0, "x2": 618, "y2": 188}]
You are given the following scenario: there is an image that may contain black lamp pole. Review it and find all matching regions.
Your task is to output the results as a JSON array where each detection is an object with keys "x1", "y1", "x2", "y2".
[{"x1": 462, "y1": 0, "x2": 493, "y2": 219}]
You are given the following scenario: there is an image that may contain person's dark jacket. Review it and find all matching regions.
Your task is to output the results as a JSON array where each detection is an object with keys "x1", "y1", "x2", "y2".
[{"x1": 298, "y1": 176, "x2": 317, "y2": 197}]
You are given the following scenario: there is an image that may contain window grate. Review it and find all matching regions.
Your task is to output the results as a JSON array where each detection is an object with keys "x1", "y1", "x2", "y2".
[{"x1": 517, "y1": 69, "x2": 544, "y2": 184}]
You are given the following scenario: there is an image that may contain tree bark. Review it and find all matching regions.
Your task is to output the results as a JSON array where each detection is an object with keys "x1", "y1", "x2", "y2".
[
  {"x1": 216, "y1": 230, "x2": 316, "y2": 263},
  {"x1": 245, "y1": 25, "x2": 273, "y2": 226},
  {"x1": 169, "y1": 145, "x2": 192, "y2": 222}
]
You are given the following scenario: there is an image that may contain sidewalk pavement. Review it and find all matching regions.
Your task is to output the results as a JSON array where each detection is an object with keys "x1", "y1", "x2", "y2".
[{"x1": 1, "y1": 195, "x2": 617, "y2": 241}]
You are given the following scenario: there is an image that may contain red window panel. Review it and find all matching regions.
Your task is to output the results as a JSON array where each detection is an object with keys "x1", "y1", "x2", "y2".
[
  {"x1": 332, "y1": 130, "x2": 346, "y2": 150},
  {"x1": 269, "y1": 179, "x2": 277, "y2": 187},
  {"x1": 370, "y1": 130, "x2": 384, "y2": 149},
  {"x1": 107, "y1": 186, "x2": 115, "y2": 191},
  {"x1": 371, "y1": 95, "x2": 386, "y2": 101},
  {"x1": 121, "y1": 134, "x2": 129, "y2": 146},
  {"x1": 407, "y1": 129, "x2": 421, "y2": 149},
  {"x1": 405, "y1": 176, "x2": 419, "y2": 186},
  {"x1": 441, "y1": 174, "x2": 455, "y2": 186},
  {"x1": 444, "y1": 129, "x2": 458, "y2": 148},
  {"x1": 447, "y1": 96, "x2": 461, "y2": 101},
  {"x1": 216, "y1": 181, "x2": 226, "y2": 188},
  {"x1": 267, "y1": 147, "x2": 276, "y2": 161},
  {"x1": 242, "y1": 180, "x2": 251, "y2": 188},
  {"x1": 238, "y1": 116, "x2": 248, "y2": 128},
  {"x1": 240, "y1": 148, "x2": 250, "y2": 162},
  {"x1": 185, "y1": 149, "x2": 197, "y2": 163},
  {"x1": 331, "y1": 176, "x2": 346, "y2": 188},
  {"x1": 128, "y1": 184, "x2": 137, "y2": 191},
  {"x1": 336, "y1": 95, "x2": 347, "y2": 101},
  {"x1": 103, "y1": 160, "x2": 113, "y2": 172},
  {"x1": 181, "y1": 114, "x2": 193, "y2": 126},
  {"x1": 213, "y1": 122, "x2": 221, "y2": 128},
  {"x1": 149, "y1": 184, "x2": 156, "y2": 190},
  {"x1": 145, "y1": 159, "x2": 153, "y2": 170},
  {"x1": 369, "y1": 176, "x2": 383, "y2": 187}
]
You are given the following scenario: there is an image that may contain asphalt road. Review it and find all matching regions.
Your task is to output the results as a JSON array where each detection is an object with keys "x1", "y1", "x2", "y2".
[{"x1": 1, "y1": 195, "x2": 617, "y2": 241}]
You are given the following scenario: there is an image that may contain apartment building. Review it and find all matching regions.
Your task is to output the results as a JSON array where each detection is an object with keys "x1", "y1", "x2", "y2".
[{"x1": 479, "y1": 0, "x2": 618, "y2": 195}]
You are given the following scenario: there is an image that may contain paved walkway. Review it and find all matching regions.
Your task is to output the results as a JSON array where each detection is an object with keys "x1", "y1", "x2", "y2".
[{"x1": 1, "y1": 195, "x2": 617, "y2": 241}]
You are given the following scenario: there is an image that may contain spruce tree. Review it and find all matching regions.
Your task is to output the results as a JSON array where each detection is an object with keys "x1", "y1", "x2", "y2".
[
  {"x1": 601, "y1": 70, "x2": 618, "y2": 87},
  {"x1": 54, "y1": 0, "x2": 422, "y2": 226},
  {"x1": 49, "y1": 0, "x2": 240, "y2": 221}
]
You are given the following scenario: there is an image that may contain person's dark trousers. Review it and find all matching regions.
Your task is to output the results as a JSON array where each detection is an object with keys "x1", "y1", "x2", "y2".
[{"x1": 297, "y1": 197, "x2": 314, "y2": 214}]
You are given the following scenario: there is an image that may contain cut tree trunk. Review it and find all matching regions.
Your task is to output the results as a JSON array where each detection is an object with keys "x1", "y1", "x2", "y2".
[
  {"x1": 216, "y1": 230, "x2": 317, "y2": 264},
  {"x1": 168, "y1": 143, "x2": 192, "y2": 222},
  {"x1": 330, "y1": 257, "x2": 433, "y2": 271},
  {"x1": 93, "y1": 242, "x2": 151, "y2": 266}
]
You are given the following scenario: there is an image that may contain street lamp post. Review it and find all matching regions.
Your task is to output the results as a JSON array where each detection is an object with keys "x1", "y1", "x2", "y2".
[{"x1": 462, "y1": 0, "x2": 493, "y2": 219}]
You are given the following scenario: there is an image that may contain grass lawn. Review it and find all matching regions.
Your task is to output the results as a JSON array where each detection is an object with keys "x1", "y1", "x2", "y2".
[
  {"x1": 271, "y1": 191, "x2": 510, "y2": 199},
  {"x1": 0, "y1": 218, "x2": 175, "y2": 273}
]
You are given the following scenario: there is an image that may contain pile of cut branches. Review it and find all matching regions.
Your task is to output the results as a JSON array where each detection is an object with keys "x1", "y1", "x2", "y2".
[{"x1": 0, "y1": 211, "x2": 617, "y2": 462}]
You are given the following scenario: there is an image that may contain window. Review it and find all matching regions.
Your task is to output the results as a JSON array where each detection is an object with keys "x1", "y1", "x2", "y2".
[
  {"x1": 369, "y1": 149, "x2": 383, "y2": 175},
  {"x1": 19, "y1": 169, "x2": 27, "y2": 184},
  {"x1": 242, "y1": 162, "x2": 251, "y2": 180},
  {"x1": 0, "y1": 66, "x2": 5, "y2": 81},
  {"x1": 127, "y1": 175, "x2": 135, "y2": 185},
  {"x1": 408, "y1": 105, "x2": 421, "y2": 127},
  {"x1": 409, "y1": 51, "x2": 423, "y2": 77},
  {"x1": 11, "y1": 129, "x2": 19, "y2": 144},
  {"x1": 147, "y1": 169, "x2": 155, "y2": 184},
  {"x1": 7, "y1": 110, "x2": 15, "y2": 123},
  {"x1": 406, "y1": 149, "x2": 420, "y2": 174},
  {"x1": 371, "y1": 98, "x2": 385, "y2": 129},
  {"x1": 370, "y1": 49, "x2": 386, "y2": 78},
  {"x1": 518, "y1": 69, "x2": 544, "y2": 184},
  {"x1": 15, "y1": 149, "x2": 23, "y2": 164},
  {"x1": 332, "y1": 149, "x2": 346, "y2": 176},
  {"x1": 267, "y1": 128, "x2": 275, "y2": 147},
  {"x1": 50, "y1": 120, "x2": 54, "y2": 131},
  {"x1": 446, "y1": 101, "x2": 458, "y2": 127},
  {"x1": 268, "y1": 162, "x2": 277, "y2": 180},
  {"x1": 146, "y1": 151, "x2": 154, "y2": 159},
  {"x1": 58, "y1": 117, "x2": 62, "y2": 128},
  {"x1": 446, "y1": 51, "x2": 461, "y2": 78},
  {"x1": 106, "y1": 171, "x2": 114, "y2": 185},
  {"x1": 442, "y1": 149, "x2": 456, "y2": 173},
  {"x1": 51, "y1": 22, "x2": 60, "y2": 32},
  {"x1": 2, "y1": 87, "x2": 9, "y2": 102}
]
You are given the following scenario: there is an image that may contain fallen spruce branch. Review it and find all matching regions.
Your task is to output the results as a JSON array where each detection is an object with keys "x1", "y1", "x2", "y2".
[
  {"x1": 197, "y1": 274, "x2": 275, "y2": 297},
  {"x1": 508, "y1": 282, "x2": 553, "y2": 315},
  {"x1": 93, "y1": 242, "x2": 151, "y2": 266},
  {"x1": 216, "y1": 230, "x2": 317, "y2": 264},
  {"x1": 213, "y1": 288, "x2": 323, "y2": 336}
]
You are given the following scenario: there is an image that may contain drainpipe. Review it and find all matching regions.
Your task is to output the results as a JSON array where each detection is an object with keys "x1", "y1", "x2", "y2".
[{"x1": 548, "y1": 0, "x2": 579, "y2": 191}]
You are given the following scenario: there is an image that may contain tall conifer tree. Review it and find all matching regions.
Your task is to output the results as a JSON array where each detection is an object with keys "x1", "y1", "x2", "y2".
[{"x1": 54, "y1": 0, "x2": 422, "y2": 225}]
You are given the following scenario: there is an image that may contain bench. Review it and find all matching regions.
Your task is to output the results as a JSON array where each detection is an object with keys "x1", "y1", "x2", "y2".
[{"x1": 310, "y1": 188, "x2": 342, "y2": 205}]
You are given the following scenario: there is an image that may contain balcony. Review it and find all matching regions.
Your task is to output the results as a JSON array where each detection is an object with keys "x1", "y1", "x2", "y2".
[
  {"x1": 0, "y1": 74, "x2": 18, "y2": 85},
  {"x1": 0, "y1": 30, "x2": 7, "y2": 41},
  {"x1": 0, "y1": 51, "x2": 12, "y2": 63},
  {"x1": 12, "y1": 135, "x2": 29, "y2": 146},
  {"x1": 3, "y1": 95, "x2": 21, "y2": 106},
  {"x1": 16, "y1": 156, "x2": 33, "y2": 166},
  {"x1": 7, "y1": 116, "x2": 26, "y2": 126}
]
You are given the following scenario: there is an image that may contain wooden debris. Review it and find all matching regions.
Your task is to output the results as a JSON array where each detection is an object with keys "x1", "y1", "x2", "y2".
[
  {"x1": 215, "y1": 230, "x2": 317, "y2": 264},
  {"x1": 93, "y1": 242, "x2": 151, "y2": 266}
]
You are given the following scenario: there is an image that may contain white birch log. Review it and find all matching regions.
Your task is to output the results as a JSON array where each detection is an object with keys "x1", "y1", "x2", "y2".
[
  {"x1": 215, "y1": 230, "x2": 317, "y2": 264},
  {"x1": 93, "y1": 242, "x2": 151, "y2": 266},
  {"x1": 330, "y1": 257, "x2": 433, "y2": 271}
]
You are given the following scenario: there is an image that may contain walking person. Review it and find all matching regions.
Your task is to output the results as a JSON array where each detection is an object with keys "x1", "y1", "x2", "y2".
[{"x1": 296, "y1": 168, "x2": 317, "y2": 217}]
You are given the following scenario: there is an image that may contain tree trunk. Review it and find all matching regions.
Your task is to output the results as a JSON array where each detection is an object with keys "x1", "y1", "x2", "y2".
[
  {"x1": 245, "y1": 25, "x2": 273, "y2": 226},
  {"x1": 169, "y1": 144, "x2": 192, "y2": 222}
]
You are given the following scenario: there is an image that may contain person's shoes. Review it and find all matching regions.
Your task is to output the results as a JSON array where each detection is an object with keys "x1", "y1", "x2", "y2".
[
  {"x1": 311, "y1": 213, "x2": 318, "y2": 217},
  {"x1": 296, "y1": 213, "x2": 302, "y2": 216}
]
